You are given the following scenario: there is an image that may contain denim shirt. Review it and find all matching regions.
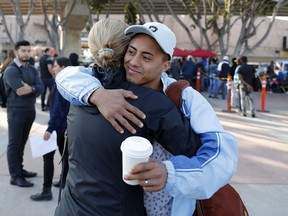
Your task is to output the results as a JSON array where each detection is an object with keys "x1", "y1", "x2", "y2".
[{"x1": 55, "y1": 67, "x2": 238, "y2": 216}]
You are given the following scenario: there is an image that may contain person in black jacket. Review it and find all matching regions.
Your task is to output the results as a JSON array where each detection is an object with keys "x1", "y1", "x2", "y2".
[
  {"x1": 238, "y1": 56, "x2": 256, "y2": 117},
  {"x1": 30, "y1": 57, "x2": 71, "y2": 201},
  {"x1": 68, "y1": 52, "x2": 79, "y2": 66},
  {"x1": 55, "y1": 18, "x2": 200, "y2": 216},
  {"x1": 216, "y1": 56, "x2": 230, "y2": 99},
  {"x1": 4, "y1": 40, "x2": 43, "y2": 187},
  {"x1": 39, "y1": 47, "x2": 54, "y2": 111},
  {"x1": 0, "y1": 50, "x2": 15, "y2": 107}
]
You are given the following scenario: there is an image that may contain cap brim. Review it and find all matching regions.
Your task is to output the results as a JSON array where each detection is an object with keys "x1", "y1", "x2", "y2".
[
  {"x1": 125, "y1": 25, "x2": 170, "y2": 59},
  {"x1": 125, "y1": 25, "x2": 153, "y2": 39}
]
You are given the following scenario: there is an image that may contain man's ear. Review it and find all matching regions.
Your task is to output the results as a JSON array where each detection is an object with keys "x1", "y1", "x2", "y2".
[{"x1": 162, "y1": 61, "x2": 171, "y2": 72}]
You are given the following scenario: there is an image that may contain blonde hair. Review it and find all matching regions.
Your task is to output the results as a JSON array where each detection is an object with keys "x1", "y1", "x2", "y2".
[
  {"x1": 88, "y1": 18, "x2": 130, "y2": 69},
  {"x1": 0, "y1": 50, "x2": 15, "y2": 73}
]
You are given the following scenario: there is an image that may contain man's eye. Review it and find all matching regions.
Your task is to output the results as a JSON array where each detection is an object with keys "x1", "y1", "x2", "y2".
[
  {"x1": 127, "y1": 48, "x2": 132, "y2": 53},
  {"x1": 143, "y1": 56, "x2": 151, "y2": 61}
]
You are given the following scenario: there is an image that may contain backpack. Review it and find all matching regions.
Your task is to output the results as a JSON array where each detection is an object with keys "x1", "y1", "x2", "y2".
[
  {"x1": 0, "y1": 62, "x2": 23, "y2": 107},
  {"x1": 165, "y1": 80, "x2": 249, "y2": 216}
]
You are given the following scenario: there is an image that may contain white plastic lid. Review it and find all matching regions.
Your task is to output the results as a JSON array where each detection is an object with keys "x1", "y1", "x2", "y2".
[{"x1": 120, "y1": 136, "x2": 153, "y2": 158}]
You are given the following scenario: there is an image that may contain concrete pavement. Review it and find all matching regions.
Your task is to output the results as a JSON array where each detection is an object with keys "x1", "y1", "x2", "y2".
[
  {"x1": 0, "y1": 99, "x2": 61, "y2": 216},
  {"x1": 206, "y1": 91, "x2": 288, "y2": 216},
  {"x1": 0, "y1": 92, "x2": 288, "y2": 216}
]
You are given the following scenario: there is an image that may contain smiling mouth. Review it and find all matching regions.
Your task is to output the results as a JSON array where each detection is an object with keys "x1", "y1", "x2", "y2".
[{"x1": 126, "y1": 66, "x2": 140, "y2": 75}]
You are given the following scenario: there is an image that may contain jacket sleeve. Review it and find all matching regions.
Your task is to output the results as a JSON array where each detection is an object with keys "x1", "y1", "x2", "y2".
[
  {"x1": 144, "y1": 94, "x2": 200, "y2": 158},
  {"x1": 55, "y1": 66, "x2": 102, "y2": 106},
  {"x1": 4, "y1": 65, "x2": 43, "y2": 97},
  {"x1": 161, "y1": 73, "x2": 238, "y2": 199},
  {"x1": 46, "y1": 90, "x2": 69, "y2": 133},
  {"x1": 31, "y1": 67, "x2": 44, "y2": 97},
  {"x1": 4, "y1": 66, "x2": 24, "y2": 91}
]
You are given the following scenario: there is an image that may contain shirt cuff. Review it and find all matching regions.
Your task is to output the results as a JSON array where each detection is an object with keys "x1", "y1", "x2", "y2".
[
  {"x1": 163, "y1": 160, "x2": 176, "y2": 192},
  {"x1": 83, "y1": 86, "x2": 101, "y2": 105}
]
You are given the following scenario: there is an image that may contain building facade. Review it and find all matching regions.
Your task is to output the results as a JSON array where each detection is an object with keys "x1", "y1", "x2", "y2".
[{"x1": 1, "y1": 14, "x2": 288, "y2": 63}]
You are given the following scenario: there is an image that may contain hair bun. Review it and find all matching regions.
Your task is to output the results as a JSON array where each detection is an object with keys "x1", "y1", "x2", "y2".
[{"x1": 98, "y1": 48, "x2": 114, "y2": 58}]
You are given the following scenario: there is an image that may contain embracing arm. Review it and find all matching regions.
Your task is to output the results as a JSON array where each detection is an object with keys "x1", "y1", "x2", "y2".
[
  {"x1": 164, "y1": 131, "x2": 237, "y2": 199},
  {"x1": 55, "y1": 66, "x2": 146, "y2": 134},
  {"x1": 125, "y1": 74, "x2": 238, "y2": 199},
  {"x1": 55, "y1": 66, "x2": 98, "y2": 106},
  {"x1": 125, "y1": 130, "x2": 237, "y2": 198}
]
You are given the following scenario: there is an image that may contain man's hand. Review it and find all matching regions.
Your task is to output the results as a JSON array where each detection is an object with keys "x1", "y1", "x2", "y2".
[
  {"x1": 16, "y1": 82, "x2": 32, "y2": 96},
  {"x1": 124, "y1": 159, "x2": 168, "y2": 192},
  {"x1": 43, "y1": 131, "x2": 51, "y2": 141},
  {"x1": 247, "y1": 84, "x2": 253, "y2": 92},
  {"x1": 89, "y1": 88, "x2": 146, "y2": 134}
]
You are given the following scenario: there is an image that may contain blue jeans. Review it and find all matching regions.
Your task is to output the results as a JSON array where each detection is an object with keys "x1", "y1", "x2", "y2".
[
  {"x1": 209, "y1": 78, "x2": 217, "y2": 97},
  {"x1": 240, "y1": 86, "x2": 255, "y2": 115},
  {"x1": 216, "y1": 79, "x2": 227, "y2": 99}
]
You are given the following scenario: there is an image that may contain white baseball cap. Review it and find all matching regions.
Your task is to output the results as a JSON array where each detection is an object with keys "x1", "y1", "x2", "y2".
[
  {"x1": 223, "y1": 56, "x2": 229, "y2": 61},
  {"x1": 125, "y1": 22, "x2": 176, "y2": 60}
]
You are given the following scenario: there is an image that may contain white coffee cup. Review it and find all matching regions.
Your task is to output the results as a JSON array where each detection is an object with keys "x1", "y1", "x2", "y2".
[{"x1": 120, "y1": 136, "x2": 153, "y2": 185}]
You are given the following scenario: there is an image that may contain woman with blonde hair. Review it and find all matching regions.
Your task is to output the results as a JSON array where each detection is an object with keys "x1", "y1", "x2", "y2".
[
  {"x1": 0, "y1": 50, "x2": 15, "y2": 107},
  {"x1": 88, "y1": 18, "x2": 129, "y2": 69}
]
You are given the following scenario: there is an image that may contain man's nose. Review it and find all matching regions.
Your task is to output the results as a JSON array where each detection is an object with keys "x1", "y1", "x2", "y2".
[{"x1": 130, "y1": 54, "x2": 141, "y2": 66}]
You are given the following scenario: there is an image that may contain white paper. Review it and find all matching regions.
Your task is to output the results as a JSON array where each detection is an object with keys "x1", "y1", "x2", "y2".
[{"x1": 29, "y1": 132, "x2": 57, "y2": 158}]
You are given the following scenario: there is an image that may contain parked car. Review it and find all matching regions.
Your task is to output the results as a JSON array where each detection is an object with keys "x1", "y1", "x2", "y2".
[
  {"x1": 245, "y1": 61, "x2": 288, "y2": 93},
  {"x1": 248, "y1": 62, "x2": 262, "y2": 91},
  {"x1": 256, "y1": 62, "x2": 270, "y2": 76},
  {"x1": 275, "y1": 60, "x2": 288, "y2": 77}
]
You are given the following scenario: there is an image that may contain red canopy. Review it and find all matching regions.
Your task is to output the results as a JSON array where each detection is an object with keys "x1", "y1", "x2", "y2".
[
  {"x1": 173, "y1": 48, "x2": 189, "y2": 57},
  {"x1": 188, "y1": 48, "x2": 216, "y2": 58}
]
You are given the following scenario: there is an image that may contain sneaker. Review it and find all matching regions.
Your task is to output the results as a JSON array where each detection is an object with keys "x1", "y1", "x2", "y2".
[
  {"x1": 252, "y1": 114, "x2": 256, "y2": 118},
  {"x1": 241, "y1": 113, "x2": 247, "y2": 117}
]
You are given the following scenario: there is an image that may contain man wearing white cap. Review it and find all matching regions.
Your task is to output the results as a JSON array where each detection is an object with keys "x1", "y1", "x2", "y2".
[
  {"x1": 56, "y1": 21, "x2": 237, "y2": 216},
  {"x1": 215, "y1": 55, "x2": 230, "y2": 99}
]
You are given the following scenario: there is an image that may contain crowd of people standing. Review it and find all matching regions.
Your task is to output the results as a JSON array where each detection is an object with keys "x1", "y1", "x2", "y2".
[{"x1": 167, "y1": 54, "x2": 258, "y2": 117}]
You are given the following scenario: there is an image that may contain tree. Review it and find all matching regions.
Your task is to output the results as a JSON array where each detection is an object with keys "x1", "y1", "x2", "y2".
[
  {"x1": 0, "y1": 7, "x2": 14, "y2": 46},
  {"x1": 129, "y1": 0, "x2": 288, "y2": 57},
  {"x1": 166, "y1": 0, "x2": 288, "y2": 57},
  {"x1": 88, "y1": 0, "x2": 111, "y2": 21},
  {"x1": 0, "y1": 0, "x2": 36, "y2": 45},
  {"x1": 86, "y1": 0, "x2": 139, "y2": 30},
  {"x1": 1, "y1": 0, "x2": 287, "y2": 58},
  {"x1": 124, "y1": 2, "x2": 137, "y2": 25},
  {"x1": 40, "y1": 0, "x2": 77, "y2": 55},
  {"x1": 0, "y1": 0, "x2": 77, "y2": 54},
  {"x1": 233, "y1": 0, "x2": 288, "y2": 56}
]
